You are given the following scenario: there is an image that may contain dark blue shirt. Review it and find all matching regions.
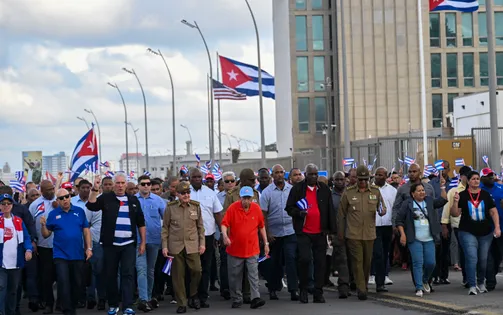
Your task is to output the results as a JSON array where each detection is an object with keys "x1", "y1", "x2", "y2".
[
  {"x1": 46, "y1": 205, "x2": 89, "y2": 261},
  {"x1": 480, "y1": 182, "x2": 503, "y2": 229}
]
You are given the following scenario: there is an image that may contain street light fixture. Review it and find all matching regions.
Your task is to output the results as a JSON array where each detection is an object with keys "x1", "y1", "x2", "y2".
[
  {"x1": 127, "y1": 122, "x2": 140, "y2": 174},
  {"x1": 122, "y1": 67, "x2": 149, "y2": 171},
  {"x1": 147, "y1": 48, "x2": 177, "y2": 176},
  {"x1": 181, "y1": 18, "x2": 215, "y2": 162},
  {"x1": 76, "y1": 116, "x2": 90, "y2": 129},
  {"x1": 180, "y1": 124, "x2": 192, "y2": 155},
  {"x1": 84, "y1": 109, "x2": 102, "y2": 173},
  {"x1": 107, "y1": 82, "x2": 130, "y2": 175}
]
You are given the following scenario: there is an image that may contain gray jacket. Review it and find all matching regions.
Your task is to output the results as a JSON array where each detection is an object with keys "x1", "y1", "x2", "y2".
[{"x1": 392, "y1": 181, "x2": 435, "y2": 226}]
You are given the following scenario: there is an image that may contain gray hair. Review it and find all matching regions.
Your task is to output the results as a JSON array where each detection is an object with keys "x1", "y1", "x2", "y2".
[
  {"x1": 375, "y1": 167, "x2": 388, "y2": 174},
  {"x1": 222, "y1": 171, "x2": 236, "y2": 179},
  {"x1": 332, "y1": 171, "x2": 345, "y2": 178},
  {"x1": 304, "y1": 163, "x2": 318, "y2": 173},
  {"x1": 114, "y1": 173, "x2": 127, "y2": 182}
]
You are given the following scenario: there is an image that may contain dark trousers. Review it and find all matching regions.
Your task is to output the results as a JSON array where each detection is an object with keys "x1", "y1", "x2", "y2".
[
  {"x1": 331, "y1": 237, "x2": 351, "y2": 293},
  {"x1": 54, "y1": 259, "x2": 83, "y2": 315},
  {"x1": 210, "y1": 249, "x2": 218, "y2": 286},
  {"x1": 433, "y1": 225, "x2": 451, "y2": 281},
  {"x1": 0, "y1": 268, "x2": 21, "y2": 315},
  {"x1": 486, "y1": 237, "x2": 503, "y2": 288},
  {"x1": 297, "y1": 233, "x2": 326, "y2": 294},
  {"x1": 219, "y1": 246, "x2": 229, "y2": 293},
  {"x1": 103, "y1": 243, "x2": 136, "y2": 309},
  {"x1": 198, "y1": 234, "x2": 215, "y2": 302},
  {"x1": 453, "y1": 228, "x2": 466, "y2": 282},
  {"x1": 372, "y1": 226, "x2": 393, "y2": 287},
  {"x1": 16, "y1": 253, "x2": 39, "y2": 312},
  {"x1": 153, "y1": 250, "x2": 172, "y2": 298},
  {"x1": 38, "y1": 247, "x2": 56, "y2": 307},
  {"x1": 266, "y1": 234, "x2": 298, "y2": 292}
]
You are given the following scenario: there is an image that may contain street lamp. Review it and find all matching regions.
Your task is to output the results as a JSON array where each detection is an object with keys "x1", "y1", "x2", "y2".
[
  {"x1": 147, "y1": 48, "x2": 177, "y2": 176},
  {"x1": 122, "y1": 67, "x2": 149, "y2": 171},
  {"x1": 76, "y1": 116, "x2": 90, "y2": 129},
  {"x1": 181, "y1": 19, "x2": 215, "y2": 162},
  {"x1": 180, "y1": 124, "x2": 192, "y2": 155},
  {"x1": 84, "y1": 109, "x2": 102, "y2": 172},
  {"x1": 107, "y1": 82, "x2": 129, "y2": 175},
  {"x1": 127, "y1": 122, "x2": 140, "y2": 174}
]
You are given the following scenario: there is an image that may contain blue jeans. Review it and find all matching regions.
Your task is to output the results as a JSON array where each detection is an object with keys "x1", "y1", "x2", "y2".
[
  {"x1": 136, "y1": 243, "x2": 159, "y2": 301},
  {"x1": 266, "y1": 234, "x2": 298, "y2": 292},
  {"x1": 458, "y1": 231, "x2": 493, "y2": 288},
  {"x1": 0, "y1": 268, "x2": 21, "y2": 315},
  {"x1": 408, "y1": 240, "x2": 436, "y2": 291},
  {"x1": 87, "y1": 242, "x2": 106, "y2": 302}
]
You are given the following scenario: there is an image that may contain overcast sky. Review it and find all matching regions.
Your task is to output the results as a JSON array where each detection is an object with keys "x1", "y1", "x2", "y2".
[{"x1": 0, "y1": 0, "x2": 275, "y2": 171}]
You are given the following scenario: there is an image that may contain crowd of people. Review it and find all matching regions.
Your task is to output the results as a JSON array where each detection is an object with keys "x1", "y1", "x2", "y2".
[{"x1": 0, "y1": 160, "x2": 502, "y2": 315}]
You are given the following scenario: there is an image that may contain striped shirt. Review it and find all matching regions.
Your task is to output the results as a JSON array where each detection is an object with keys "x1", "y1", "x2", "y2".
[{"x1": 114, "y1": 196, "x2": 133, "y2": 246}]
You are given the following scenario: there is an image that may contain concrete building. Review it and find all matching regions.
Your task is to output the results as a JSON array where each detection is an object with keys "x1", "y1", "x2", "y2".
[
  {"x1": 273, "y1": 0, "x2": 503, "y2": 158},
  {"x1": 42, "y1": 151, "x2": 67, "y2": 175}
]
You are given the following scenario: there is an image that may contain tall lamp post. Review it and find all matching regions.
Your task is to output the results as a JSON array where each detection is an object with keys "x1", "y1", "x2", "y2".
[
  {"x1": 127, "y1": 122, "x2": 140, "y2": 173},
  {"x1": 147, "y1": 48, "x2": 177, "y2": 175},
  {"x1": 107, "y1": 82, "x2": 130, "y2": 175},
  {"x1": 244, "y1": 0, "x2": 266, "y2": 167},
  {"x1": 122, "y1": 67, "x2": 149, "y2": 171},
  {"x1": 76, "y1": 116, "x2": 90, "y2": 129},
  {"x1": 84, "y1": 109, "x2": 102, "y2": 171},
  {"x1": 181, "y1": 19, "x2": 215, "y2": 162},
  {"x1": 180, "y1": 124, "x2": 192, "y2": 155}
]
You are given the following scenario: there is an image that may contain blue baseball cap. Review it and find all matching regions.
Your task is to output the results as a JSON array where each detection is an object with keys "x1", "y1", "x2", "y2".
[
  {"x1": 0, "y1": 194, "x2": 13, "y2": 203},
  {"x1": 239, "y1": 186, "x2": 254, "y2": 198}
]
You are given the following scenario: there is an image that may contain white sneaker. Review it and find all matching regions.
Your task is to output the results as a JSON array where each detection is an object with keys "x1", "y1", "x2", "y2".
[
  {"x1": 468, "y1": 287, "x2": 478, "y2": 295},
  {"x1": 282, "y1": 277, "x2": 287, "y2": 288},
  {"x1": 368, "y1": 275, "x2": 376, "y2": 285},
  {"x1": 385, "y1": 276, "x2": 393, "y2": 285},
  {"x1": 415, "y1": 290, "x2": 423, "y2": 297},
  {"x1": 477, "y1": 284, "x2": 488, "y2": 293},
  {"x1": 423, "y1": 283, "x2": 431, "y2": 293}
]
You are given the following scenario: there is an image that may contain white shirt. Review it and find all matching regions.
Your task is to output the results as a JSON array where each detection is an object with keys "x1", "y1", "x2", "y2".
[
  {"x1": 190, "y1": 185, "x2": 223, "y2": 236},
  {"x1": 375, "y1": 183, "x2": 397, "y2": 227},
  {"x1": 3, "y1": 217, "x2": 18, "y2": 269}
]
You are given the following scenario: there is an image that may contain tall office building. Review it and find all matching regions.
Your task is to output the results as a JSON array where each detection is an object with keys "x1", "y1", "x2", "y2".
[
  {"x1": 42, "y1": 151, "x2": 67, "y2": 175},
  {"x1": 273, "y1": 0, "x2": 503, "y2": 157}
]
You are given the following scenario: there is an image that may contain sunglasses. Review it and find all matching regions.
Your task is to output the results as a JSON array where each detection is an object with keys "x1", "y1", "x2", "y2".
[
  {"x1": 57, "y1": 194, "x2": 71, "y2": 201},
  {"x1": 140, "y1": 182, "x2": 152, "y2": 187},
  {"x1": 0, "y1": 202, "x2": 12, "y2": 206},
  {"x1": 179, "y1": 191, "x2": 190, "y2": 196},
  {"x1": 224, "y1": 180, "x2": 235, "y2": 184}
]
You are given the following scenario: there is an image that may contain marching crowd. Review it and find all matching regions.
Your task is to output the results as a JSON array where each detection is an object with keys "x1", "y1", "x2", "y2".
[{"x1": 0, "y1": 160, "x2": 502, "y2": 315}]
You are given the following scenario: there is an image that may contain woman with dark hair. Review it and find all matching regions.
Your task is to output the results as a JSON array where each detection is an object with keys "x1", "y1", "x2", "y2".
[
  {"x1": 396, "y1": 182, "x2": 447, "y2": 297},
  {"x1": 451, "y1": 171, "x2": 501, "y2": 295}
]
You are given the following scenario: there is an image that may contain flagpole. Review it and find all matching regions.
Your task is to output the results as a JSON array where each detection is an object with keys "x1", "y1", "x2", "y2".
[
  {"x1": 340, "y1": 0, "x2": 351, "y2": 167},
  {"x1": 418, "y1": 0, "x2": 428, "y2": 167},
  {"x1": 486, "y1": 0, "x2": 501, "y2": 174},
  {"x1": 244, "y1": 0, "x2": 266, "y2": 167},
  {"x1": 216, "y1": 51, "x2": 223, "y2": 163}
]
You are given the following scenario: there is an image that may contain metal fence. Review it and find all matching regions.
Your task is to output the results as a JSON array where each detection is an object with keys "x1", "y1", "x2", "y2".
[{"x1": 471, "y1": 127, "x2": 503, "y2": 170}]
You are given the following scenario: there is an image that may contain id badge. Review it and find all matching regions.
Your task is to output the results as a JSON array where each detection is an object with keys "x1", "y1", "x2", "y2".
[{"x1": 420, "y1": 219, "x2": 428, "y2": 226}]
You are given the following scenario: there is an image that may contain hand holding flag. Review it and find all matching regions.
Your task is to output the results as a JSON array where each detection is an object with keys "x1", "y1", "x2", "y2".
[{"x1": 296, "y1": 198, "x2": 309, "y2": 211}]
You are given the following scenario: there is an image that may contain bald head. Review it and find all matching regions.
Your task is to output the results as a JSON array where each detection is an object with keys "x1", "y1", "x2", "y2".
[
  {"x1": 408, "y1": 163, "x2": 422, "y2": 182},
  {"x1": 40, "y1": 180, "x2": 55, "y2": 200},
  {"x1": 55, "y1": 188, "x2": 71, "y2": 210},
  {"x1": 271, "y1": 164, "x2": 286, "y2": 185},
  {"x1": 56, "y1": 188, "x2": 69, "y2": 197}
]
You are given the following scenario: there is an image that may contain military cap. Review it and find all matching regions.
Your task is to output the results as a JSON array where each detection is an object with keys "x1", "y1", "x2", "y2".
[
  {"x1": 176, "y1": 181, "x2": 191, "y2": 193},
  {"x1": 356, "y1": 165, "x2": 370, "y2": 179}
]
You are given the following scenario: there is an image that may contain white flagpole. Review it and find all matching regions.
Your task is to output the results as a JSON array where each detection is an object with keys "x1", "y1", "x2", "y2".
[{"x1": 418, "y1": 0, "x2": 428, "y2": 167}]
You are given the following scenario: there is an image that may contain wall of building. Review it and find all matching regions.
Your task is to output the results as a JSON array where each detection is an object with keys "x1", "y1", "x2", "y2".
[{"x1": 453, "y1": 90, "x2": 503, "y2": 136}]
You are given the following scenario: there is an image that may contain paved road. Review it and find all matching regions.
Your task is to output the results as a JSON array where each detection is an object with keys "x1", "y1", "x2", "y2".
[{"x1": 19, "y1": 268, "x2": 503, "y2": 315}]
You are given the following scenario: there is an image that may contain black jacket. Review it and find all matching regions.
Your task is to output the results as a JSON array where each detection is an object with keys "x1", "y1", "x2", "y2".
[
  {"x1": 86, "y1": 192, "x2": 146, "y2": 246},
  {"x1": 12, "y1": 202, "x2": 37, "y2": 240},
  {"x1": 285, "y1": 180, "x2": 336, "y2": 235}
]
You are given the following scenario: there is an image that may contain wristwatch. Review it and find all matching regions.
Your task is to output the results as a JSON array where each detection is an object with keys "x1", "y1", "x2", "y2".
[
  {"x1": 265, "y1": 242, "x2": 270, "y2": 246},
  {"x1": 86, "y1": 248, "x2": 93, "y2": 251}
]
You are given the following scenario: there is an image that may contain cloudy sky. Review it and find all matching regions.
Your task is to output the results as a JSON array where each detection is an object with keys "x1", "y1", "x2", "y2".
[{"x1": 0, "y1": 0, "x2": 275, "y2": 171}]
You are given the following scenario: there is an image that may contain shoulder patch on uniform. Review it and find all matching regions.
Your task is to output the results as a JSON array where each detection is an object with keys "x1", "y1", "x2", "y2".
[
  {"x1": 189, "y1": 200, "x2": 200, "y2": 206},
  {"x1": 346, "y1": 185, "x2": 356, "y2": 190},
  {"x1": 167, "y1": 200, "x2": 179, "y2": 206}
]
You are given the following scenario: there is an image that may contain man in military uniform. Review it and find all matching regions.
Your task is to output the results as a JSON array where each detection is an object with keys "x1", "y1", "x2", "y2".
[
  {"x1": 338, "y1": 165, "x2": 386, "y2": 301},
  {"x1": 223, "y1": 168, "x2": 260, "y2": 212},
  {"x1": 161, "y1": 181, "x2": 206, "y2": 314}
]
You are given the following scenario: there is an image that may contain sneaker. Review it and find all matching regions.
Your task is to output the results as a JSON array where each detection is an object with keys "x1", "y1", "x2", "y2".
[
  {"x1": 385, "y1": 276, "x2": 393, "y2": 285},
  {"x1": 137, "y1": 301, "x2": 152, "y2": 313},
  {"x1": 170, "y1": 298, "x2": 177, "y2": 305},
  {"x1": 423, "y1": 283, "x2": 431, "y2": 293},
  {"x1": 477, "y1": 284, "x2": 488, "y2": 293},
  {"x1": 108, "y1": 307, "x2": 120, "y2": 315},
  {"x1": 468, "y1": 287, "x2": 477, "y2": 295},
  {"x1": 282, "y1": 277, "x2": 287, "y2": 288},
  {"x1": 415, "y1": 290, "x2": 423, "y2": 297},
  {"x1": 368, "y1": 275, "x2": 376, "y2": 285},
  {"x1": 250, "y1": 298, "x2": 265, "y2": 309},
  {"x1": 123, "y1": 308, "x2": 136, "y2": 315}
]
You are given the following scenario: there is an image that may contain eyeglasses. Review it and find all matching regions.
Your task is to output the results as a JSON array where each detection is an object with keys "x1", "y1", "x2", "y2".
[
  {"x1": 224, "y1": 180, "x2": 235, "y2": 184},
  {"x1": 0, "y1": 202, "x2": 12, "y2": 206},
  {"x1": 179, "y1": 191, "x2": 190, "y2": 196},
  {"x1": 140, "y1": 182, "x2": 152, "y2": 187},
  {"x1": 57, "y1": 194, "x2": 71, "y2": 201}
]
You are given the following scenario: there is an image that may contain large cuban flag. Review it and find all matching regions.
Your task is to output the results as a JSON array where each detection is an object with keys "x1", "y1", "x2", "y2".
[
  {"x1": 219, "y1": 55, "x2": 275, "y2": 100},
  {"x1": 69, "y1": 127, "x2": 99, "y2": 182},
  {"x1": 429, "y1": 0, "x2": 479, "y2": 12}
]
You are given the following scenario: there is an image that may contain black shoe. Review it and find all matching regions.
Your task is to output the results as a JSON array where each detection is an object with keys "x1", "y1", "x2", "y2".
[
  {"x1": 149, "y1": 298, "x2": 159, "y2": 309},
  {"x1": 243, "y1": 297, "x2": 251, "y2": 304},
  {"x1": 138, "y1": 300, "x2": 152, "y2": 313},
  {"x1": 357, "y1": 291, "x2": 368, "y2": 301},
  {"x1": 439, "y1": 278, "x2": 451, "y2": 285},
  {"x1": 97, "y1": 299, "x2": 106, "y2": 311},
  {"x1": 209, "y1": 285, "x2": 219, "y2": 291},
  {"x1": 188, "y1": 297, "x2": 200, "y2": 310},
  {"x1": 338, "y1": 292, "x2": 348, "y2": 299},
  {"x1": 87, "y1": 300, "x2": 97, "y2": 310},
  {"x1": 28, "y1": 301, "x2": 39, "y2": 312},
  {"x1": 299, "y1": 290, "x2": 308, "y2": 304},
  {"x1": 231, "y1": 302, "x2": 242, "y2": 308},
  {"x1": 221, "y1": 289, "x2": 231, "y2": 300},
  {"x1": 42, "y1": 306, "x2": 53, "y2": 314},
  {"x1": 250, "y1": 298, "x2": 265, "y2": 309},
  {"x1": 376, "y1": 286, "x2": 388, "y2": 293},
  {"x1": 290, "y1": 291, "x2": 299, "y2": 301},
  {"x1": 433, "y1": 278, "x2": 440, "y2": 285},
  {"x1": 176, "y1": 306, "x2": 186, "y2": 314},
  {"x1": 269, "y1": 291, "x2": 279, "y2": 300},
  {"x1": 313, "y1": 294, "x2": 325, "y2": 303},
  {"x1": 200, "y1": 300, "x2": 210, "y2": 308}
]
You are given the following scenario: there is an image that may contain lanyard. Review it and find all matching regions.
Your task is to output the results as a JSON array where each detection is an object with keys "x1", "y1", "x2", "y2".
[
  {"x1": 469, "y1": 190, "x2": 482, "y2": 209},
  {"x1": 413, "y1": 200, "x2": 428, "y2": 219}
]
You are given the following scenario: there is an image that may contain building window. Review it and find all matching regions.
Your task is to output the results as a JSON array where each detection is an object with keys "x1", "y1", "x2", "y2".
[
  {"x1": 431, "y1": 53, "x2": 441, "y2": 88},
  {"x1": 463, "y1": 53, "x2": 474, "y2": 87},
  {"x1": 313, "y1": 56, "x2": 325, "y2": 91},
  {"x1": 295, "y1": 16, "x2": 307, "y2": 51},
  {"x1": 297, "y1": 57, "x2": 309, "y2": 92},
  {"x1": 432, "y1": 94, "x2": 443, "y2": 128},
  {"x1": 445, "y1": 13, "x2": 457, "y2": 47},
  {"x1": 497, "y1": 52, "x2": 503, "y2": 85},
  {"x1": 479, "y1": 12, "x2": 487, "y2": 46},
  {"x1": 298, "y1": 97, "x2": 310, "y2": 133},
  {"x1": 480, "y1": 52, "x2": 488, "y2": 86},
  {"x1": 446, "y1": 53, "x2": 458, "y2": 87},
  {"x1": 312, "y1": 0, "x2": 323, "y2": 9},
  {"x1": 312, "y1": 15, "x2": 324, "y2": 50},
  {"x1": 496, "y1": 12, "x2": 503, "y2": 45},
  {"x1": 448, "y1": 93, "x2": 458, "y2": 113},
  {"x1": 314, "y1": 97, "x2": 326, "y2": 133},
  {"x1": 461, "y1": 13, "x2": 473, "y2": 46},
  {"x1": 430, "y1": 13, "x2": 440, "y2": 47},
  {"x1": 295, "y1": 0, "x2": 306, "y2": 10}
]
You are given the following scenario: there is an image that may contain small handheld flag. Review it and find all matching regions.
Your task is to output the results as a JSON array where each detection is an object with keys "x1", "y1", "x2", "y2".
[
  {"x1": 296, "y1": 198, "x2": 309, "y2": 211},
  {"x1": 434, "y1": 160, "x2": 445, "y2": 171},
  {"x1": 482, "y1": 155, "x2": 490, "y2": 167},
  {"x1": 258, "y1": 255, "x2": 270, "y2": 263},
  {"x1": 343, "y1": 158, "x2": 355, "y2": 167},
  {"x1": 404, "y1": 156, "x2": 415, "y2": 166},
  {"x1": 34, "y1": 202, "x2": 45, "y2": 218},
  {"x1": 455, "y1": 158, "x2": 465, "y2": 167},
  {"x1": 162, "y1": 256, "x2": 174, "y2": 275},
  {"x1": 144, "y1": 171, "x2": 151, "y2": 177}
]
